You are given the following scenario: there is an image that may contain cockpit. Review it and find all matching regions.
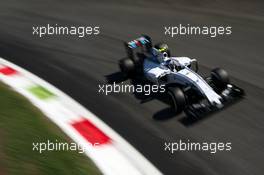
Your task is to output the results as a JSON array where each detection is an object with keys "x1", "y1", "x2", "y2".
[{"x1": 166, "y1": 59, "x2": 184, "y2": 72}]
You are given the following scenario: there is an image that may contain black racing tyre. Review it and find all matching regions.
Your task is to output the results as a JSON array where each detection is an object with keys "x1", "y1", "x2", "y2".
[
  {"x1": 211, "y1": 68, "x2": 230, "y2": 90},
  {"x1": 167, "y1": 87, "x2": 186, "y2": 114},
  {"x1": 119, "y1": 58, "x2": 135, "y2": 77},
  {"x1": 133, "y1": 53, "x2": 145, "y2": 67}
]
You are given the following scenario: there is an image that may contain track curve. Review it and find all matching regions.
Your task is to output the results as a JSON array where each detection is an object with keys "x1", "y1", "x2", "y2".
[{"x1": 1, "y1": 0, "x2": 264, "y2": 174}]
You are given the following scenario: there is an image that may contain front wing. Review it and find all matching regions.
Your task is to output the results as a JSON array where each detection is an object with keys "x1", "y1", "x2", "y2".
[{"x1": 184, "y1": 84, "x2": 245, "y2": 118}]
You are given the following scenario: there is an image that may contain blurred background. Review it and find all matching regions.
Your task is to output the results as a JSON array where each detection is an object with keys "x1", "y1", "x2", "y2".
[{"x1": 0, "y1": 0, "x2": 264, "y2": 174}]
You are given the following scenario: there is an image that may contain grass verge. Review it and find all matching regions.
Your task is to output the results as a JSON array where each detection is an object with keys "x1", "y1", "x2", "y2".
[{"x1": 0, "y1": 83, "x2": 101, "y2": 175}]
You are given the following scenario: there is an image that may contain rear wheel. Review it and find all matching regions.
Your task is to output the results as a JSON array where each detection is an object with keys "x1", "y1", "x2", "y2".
[
  {"x1": 119, "y1": 58, "x2": 135, "y2": 77},
  {"x1": 167, "y1": 87, "x2": 186, "y2": 114}
]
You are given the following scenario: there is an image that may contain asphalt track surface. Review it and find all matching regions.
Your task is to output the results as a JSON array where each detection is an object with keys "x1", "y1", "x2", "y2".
[{"x1": 1, "y1": 0, "x2": 264, "y2": 174}]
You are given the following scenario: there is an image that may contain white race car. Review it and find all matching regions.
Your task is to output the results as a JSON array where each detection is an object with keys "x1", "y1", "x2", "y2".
[{"x1": 119, "y1": 35, "x2": 244, "y2": 117}]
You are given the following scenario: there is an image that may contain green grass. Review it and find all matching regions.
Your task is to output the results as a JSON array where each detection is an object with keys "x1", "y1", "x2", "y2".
[{"x1": 0, "y1": 83, "x2": 101, "y2": 175}]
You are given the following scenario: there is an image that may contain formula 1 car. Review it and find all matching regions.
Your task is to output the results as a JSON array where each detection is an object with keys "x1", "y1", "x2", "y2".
[{"x1": 119, "y1": 35, "x2": 244, "y2": 117}]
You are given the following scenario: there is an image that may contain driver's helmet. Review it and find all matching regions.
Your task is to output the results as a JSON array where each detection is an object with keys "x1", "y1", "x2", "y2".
[
  {"x1": 154, "y1": 43, "x2": 170, "y2": 63},
  {"x1": 154, "y1": 43, "x2": 170, "y2": 55}
]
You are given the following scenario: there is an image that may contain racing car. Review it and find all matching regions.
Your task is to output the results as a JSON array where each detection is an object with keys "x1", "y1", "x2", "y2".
[{"x1": 119, "y1": 35, "x2": 244, "y2": 117}]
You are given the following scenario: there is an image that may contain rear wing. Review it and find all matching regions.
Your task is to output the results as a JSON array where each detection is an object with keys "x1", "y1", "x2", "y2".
[{"x1": 124, "y1": 35, "x2": 152, "y2": 59}]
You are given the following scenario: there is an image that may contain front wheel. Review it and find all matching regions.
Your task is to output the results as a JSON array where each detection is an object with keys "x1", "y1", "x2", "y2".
[
  {"x1": 167, "y1": 87, "x2": 186, "y2": 114},
  {"x1": 211, "y1": 68, "x2": 230, "y2": 91}
]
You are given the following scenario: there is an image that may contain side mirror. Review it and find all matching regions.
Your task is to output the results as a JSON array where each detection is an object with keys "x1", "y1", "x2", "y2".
[{"x1": 190, "y1": 59, "x2": 198, "y2": 72}]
